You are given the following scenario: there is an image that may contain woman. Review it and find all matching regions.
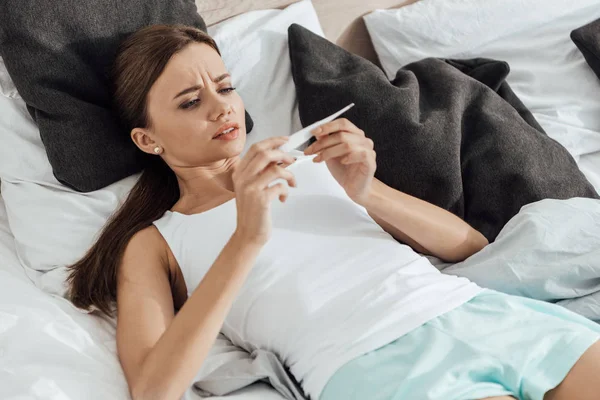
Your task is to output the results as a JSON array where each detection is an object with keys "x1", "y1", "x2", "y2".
[{"x1": 67, "y1": 25, "x2": 600, "y2": 400}]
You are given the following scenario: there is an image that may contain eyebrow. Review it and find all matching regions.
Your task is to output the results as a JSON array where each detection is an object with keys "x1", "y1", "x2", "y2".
[{"x1": 173, "y1": 73, "x2": 231, "y2": 100}]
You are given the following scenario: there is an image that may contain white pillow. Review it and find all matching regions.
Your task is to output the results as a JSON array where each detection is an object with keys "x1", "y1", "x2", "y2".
[
  {"x1": 364, "y1": 0, "x2": 600, "y2": 162},
  {"x1": 0, "y1": 0, "x2": 323, "y2": 296},
  {"x1": 0, "y1": 95, "x2": 139, "y2": 295}
]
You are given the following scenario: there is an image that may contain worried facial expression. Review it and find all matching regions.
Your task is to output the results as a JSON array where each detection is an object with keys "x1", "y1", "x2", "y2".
[{"x1": 132, "y1": 42, "x2": 246, "y2": 167}]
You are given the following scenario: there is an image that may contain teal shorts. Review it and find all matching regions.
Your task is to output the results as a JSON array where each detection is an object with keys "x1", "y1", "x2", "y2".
[{"x1": 320, "y1": 290, "x2": 600, "y2": 400}]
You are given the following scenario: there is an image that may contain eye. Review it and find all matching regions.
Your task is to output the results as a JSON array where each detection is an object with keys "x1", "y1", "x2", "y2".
[
  {"x1": 180, "y1": 99, "x2": 200, "y2": 109},
  {"x1": 219, "y1": 87, "x2": 236, "y2": 94}
]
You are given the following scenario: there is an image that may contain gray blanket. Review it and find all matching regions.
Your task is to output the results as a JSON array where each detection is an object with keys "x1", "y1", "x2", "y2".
[{"x1": 194, "y1": 348, "x2": 305, "y2": 399}]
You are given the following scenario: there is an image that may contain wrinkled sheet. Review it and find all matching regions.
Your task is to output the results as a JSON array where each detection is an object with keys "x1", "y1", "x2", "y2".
[{"x1": 444, "y1": 197, "x2": 600, "y2": 322}]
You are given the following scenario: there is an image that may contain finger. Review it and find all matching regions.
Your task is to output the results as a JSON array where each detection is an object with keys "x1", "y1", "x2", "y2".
[
  {"x1": 313, "y1": 142, "x2": 354, "y2": 163},
  {"x1": 246, "y1": 149, "x2": 296, "y2": 177},
  {"x1": 238, "y1": 136, "x2": 290, "y2": 171},
  {"x1": 304, "y1": 131, "x2": 362, "y2": 155},
  {"x1": 254, "y1": 164, "x2": 297, "y2": 189},
  {"x1": 340, "y1": 149, "x2": 376, "y2": 166},
  {"x1": 311, "y1": 118, "x2": 363, "y2": 139},
  {"x1": 276, "y1": 158, "x2": 296, "y2": 168},
  {"x1": 266, "y1": 182, "x2": 290, "y2": 203},
  {"x1": 241, "y1": 136, "x2": 290, "y2": 170}
]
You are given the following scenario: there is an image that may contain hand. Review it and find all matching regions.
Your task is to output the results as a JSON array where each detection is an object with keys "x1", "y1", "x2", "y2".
[
  {"x1": 232, "y1": 137, "x2": 297, "y2": 246},
  {"x1": 304, "y1": 118, "x2": 376, "y2": 206}
]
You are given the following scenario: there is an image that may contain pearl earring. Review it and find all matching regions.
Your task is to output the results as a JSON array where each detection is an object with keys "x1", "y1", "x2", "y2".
[{"x1": 153, "y1": 146, "x2": 161, "y2": 154}]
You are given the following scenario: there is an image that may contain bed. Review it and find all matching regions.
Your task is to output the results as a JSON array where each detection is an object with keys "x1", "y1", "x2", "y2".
[
  {"x1": 0, "y1": 2, "x2": 415, "y2": 399},
  {"x1": 1, "y1": 0, "x2": 600, "y2": 399}
]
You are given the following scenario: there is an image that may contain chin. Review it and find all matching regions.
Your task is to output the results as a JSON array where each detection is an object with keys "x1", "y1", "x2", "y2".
[{"x1": 214, "y1": 128, "x2": 246, "y2": 154}]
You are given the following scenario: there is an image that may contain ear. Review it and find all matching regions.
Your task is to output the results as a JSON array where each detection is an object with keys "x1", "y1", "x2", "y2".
[{"x1": 131, "y1": 127, "x2": 162, "y2": 155}]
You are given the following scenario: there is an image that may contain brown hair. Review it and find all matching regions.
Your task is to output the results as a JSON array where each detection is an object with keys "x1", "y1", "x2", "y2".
[{"x1": 67, "y1": 25, "x2": 220, "y2": 316}]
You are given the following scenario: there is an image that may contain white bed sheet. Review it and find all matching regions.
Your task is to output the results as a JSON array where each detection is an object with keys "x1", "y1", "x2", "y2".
[
  {"x1": 0, "y1": 192, "x2": 284, "y2": 399},
  {"x1": 579, "y1": 152, "x2": 600, "y2": 193}
]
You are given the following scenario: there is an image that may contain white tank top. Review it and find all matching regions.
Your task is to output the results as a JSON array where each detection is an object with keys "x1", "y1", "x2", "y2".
[{"x1": 153, "y1": 152, "x2": 482, "y2": 399}]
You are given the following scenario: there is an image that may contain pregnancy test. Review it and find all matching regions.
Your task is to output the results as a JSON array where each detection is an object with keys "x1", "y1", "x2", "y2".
[{"x1": 280, "y1": 103, "x2": 355, "y2": 153}]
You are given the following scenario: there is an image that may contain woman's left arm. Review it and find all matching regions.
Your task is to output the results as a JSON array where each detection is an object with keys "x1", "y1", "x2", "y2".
[
  {"x1": 305, "y1": 117, "x2": 488, "y2": 263},
  {"x1": 363, "y1": 178, "x2": 488, "y2": 263}
]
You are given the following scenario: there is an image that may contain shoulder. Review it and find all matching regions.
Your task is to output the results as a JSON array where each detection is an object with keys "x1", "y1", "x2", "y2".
[
  {"x1": 120, "y1": 225, "x2": 188, "y2": 308},
  {"x1": 130, "y1": 224, "x2": 165, "y2": 244},
  {"x1": 122, "y1": 225, "x2": 179, "y2": 277},
  {"x1": 127, "y1": 225, "x2": 167, "y2": 257}
]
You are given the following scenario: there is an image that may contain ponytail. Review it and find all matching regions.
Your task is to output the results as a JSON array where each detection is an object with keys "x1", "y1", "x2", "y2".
[
  {"x1": 66, "y1": 25, "x2": 220, "y2": 316},
  {"x1": 67, "y1": 158, "x2": 179, "y2": 316}
]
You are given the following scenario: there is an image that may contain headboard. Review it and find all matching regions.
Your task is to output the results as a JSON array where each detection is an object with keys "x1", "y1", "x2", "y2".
[{"x1": 195, "y1": 0, "x2": 419, "y2": 66}]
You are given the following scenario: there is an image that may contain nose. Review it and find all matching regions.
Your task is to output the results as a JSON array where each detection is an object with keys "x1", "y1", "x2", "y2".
[{"x1": 208, "y1": 95, "x2": 233, "y2": 122}]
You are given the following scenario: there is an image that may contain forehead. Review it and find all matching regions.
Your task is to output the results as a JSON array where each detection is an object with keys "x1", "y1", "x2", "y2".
[{"x1": 154, "y1": 42, "x2": 226, "y2": 90}]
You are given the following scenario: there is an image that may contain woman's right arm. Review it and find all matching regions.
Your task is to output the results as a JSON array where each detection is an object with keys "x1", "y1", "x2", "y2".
[
  {"x1": 117, "y1": 228, "x2": 262, "y2": 400},
  {"x1": 116, "y1": 136, "x2": 296, "y2": 400}
]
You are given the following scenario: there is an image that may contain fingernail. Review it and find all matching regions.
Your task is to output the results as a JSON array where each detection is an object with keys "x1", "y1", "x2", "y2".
[{"x1": 312, "y1": 127, "x2": 322, "y2": 135}]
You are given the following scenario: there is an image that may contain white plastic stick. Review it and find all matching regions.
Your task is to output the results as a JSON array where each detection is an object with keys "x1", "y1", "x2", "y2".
[{"x1": 280, "y1": 103, "x2": 355, "y2": 153}]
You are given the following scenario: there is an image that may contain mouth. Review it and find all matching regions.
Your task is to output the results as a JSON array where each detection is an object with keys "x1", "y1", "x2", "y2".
[{"x1": 213, "y1": 122, "x2": 240, "y2": 139}]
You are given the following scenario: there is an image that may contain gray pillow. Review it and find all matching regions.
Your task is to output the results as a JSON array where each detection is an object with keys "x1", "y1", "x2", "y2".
[
  {"x1": 572, "y1": 18, "x2": 600, "y2": 80},
  {"x1": 0, "y1": 0, "x2": 253, "y2": 192},
  {"x1": 288, "y1": 24, "x2": 599, "y2": 242}
]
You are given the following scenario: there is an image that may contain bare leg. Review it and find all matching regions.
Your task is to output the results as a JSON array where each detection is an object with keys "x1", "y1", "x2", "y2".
[{"x1": 544, "y1": 340, "x2": 600, "y2": 400}]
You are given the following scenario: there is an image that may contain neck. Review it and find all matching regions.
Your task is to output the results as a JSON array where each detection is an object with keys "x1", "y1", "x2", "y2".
[{"x1": 173, "y1": 157, "x2": 238, "y2": 203}]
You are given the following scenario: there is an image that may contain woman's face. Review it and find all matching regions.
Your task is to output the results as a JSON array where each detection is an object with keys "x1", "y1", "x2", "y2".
[{"x1": 132, "y1": 42, "x2": 246, "y2": 167}]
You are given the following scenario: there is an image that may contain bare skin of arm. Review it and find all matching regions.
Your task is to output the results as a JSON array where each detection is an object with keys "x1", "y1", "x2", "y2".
[
  {"x1": 116, "y1": 227, "x2": 262, "y2": 400},
  {"x1": 364, "y1": 178, "x2": 489, "y2": 263}
]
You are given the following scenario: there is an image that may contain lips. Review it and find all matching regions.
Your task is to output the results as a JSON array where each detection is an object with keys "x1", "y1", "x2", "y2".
[{"x1": 213, "y1": 122, "x2": 239, "y2": 139}]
